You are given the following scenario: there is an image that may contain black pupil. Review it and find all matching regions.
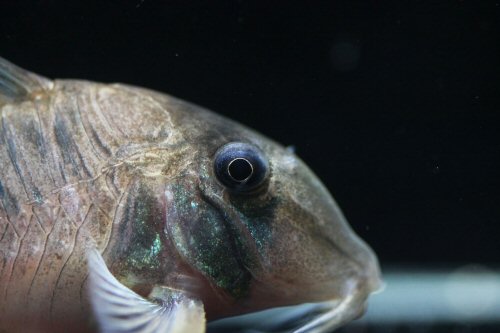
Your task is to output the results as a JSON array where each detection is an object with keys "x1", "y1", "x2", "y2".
[{"x1": 228, "y1": 158, "x2": 253, "y2": 182}]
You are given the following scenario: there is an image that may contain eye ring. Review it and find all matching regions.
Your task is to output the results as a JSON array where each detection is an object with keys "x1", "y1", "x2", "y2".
[{"x1": 214, "y1": 142, "x2": 269, "y2": 193}]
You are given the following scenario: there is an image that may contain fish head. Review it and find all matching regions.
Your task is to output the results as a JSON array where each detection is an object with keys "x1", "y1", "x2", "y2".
[
  {"x1": 161, "y1": 98, "x2": 382, "y2": 323},
  {"x1": 0, "y1": 57, "x2": 380, "y2": 332},
  {"x1": 229, "y1": 143, "x2": 382, "y2": 306}
]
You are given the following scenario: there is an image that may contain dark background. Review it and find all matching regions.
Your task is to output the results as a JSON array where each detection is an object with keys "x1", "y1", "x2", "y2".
[{"x1": 1, "y1": 1, "x2": 499, "y2": 270}]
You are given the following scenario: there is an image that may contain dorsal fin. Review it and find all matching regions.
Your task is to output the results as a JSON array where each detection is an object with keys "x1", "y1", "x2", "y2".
[{"x1": 0, "y1": 56, "x2": 53, "y2": 104}]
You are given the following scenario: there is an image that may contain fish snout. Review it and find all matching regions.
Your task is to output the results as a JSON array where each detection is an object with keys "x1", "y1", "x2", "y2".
[
  {"x1": 354, "y1": 243, "x2": 383, "y2": 295},
  {"x1": 334, "y1": 232, "x2": 383, "y2": 298},
  {"x1": 318, "y1": 211, "x2": 383, "y2": 300}
]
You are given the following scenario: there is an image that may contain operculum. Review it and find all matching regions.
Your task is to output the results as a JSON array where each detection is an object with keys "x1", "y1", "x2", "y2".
[
  {"x1": 103, "y1": 180, "x2": 173, "y2": 295},
  {"x1": 164, "y1": 177, "x2": 252, "y2": 300}
]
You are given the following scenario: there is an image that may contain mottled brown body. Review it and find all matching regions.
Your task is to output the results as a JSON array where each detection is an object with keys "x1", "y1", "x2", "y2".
[{"x1": 0, "y1": 79, "x2": 192, "y2": 331}]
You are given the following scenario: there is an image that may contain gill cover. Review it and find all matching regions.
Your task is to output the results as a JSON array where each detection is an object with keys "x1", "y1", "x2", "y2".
[{"x1": 164, "y1": 177, "x2": 253, "y2": 299}]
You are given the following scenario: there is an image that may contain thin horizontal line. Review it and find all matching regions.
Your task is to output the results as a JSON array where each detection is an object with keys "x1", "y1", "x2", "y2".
[{"x1": 359, "y1": 270, "x2": 500, "y2": 324}]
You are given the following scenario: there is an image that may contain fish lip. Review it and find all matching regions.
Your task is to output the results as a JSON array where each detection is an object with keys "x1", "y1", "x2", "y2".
[
  {"x1": 289, "y1": 294, "x2": 366, "y2": 333},
  {"x1": 207, "y1": 260, "x2": 383, "y2": 331},
  {"x1": 208, "y1": 291, "x2": 371, "y2": 333}
]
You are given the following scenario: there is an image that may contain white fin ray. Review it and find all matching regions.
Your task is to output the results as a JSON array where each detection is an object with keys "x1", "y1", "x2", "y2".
[{"x1": 87, "y1": 248, "x2": 206, "y2": 333}]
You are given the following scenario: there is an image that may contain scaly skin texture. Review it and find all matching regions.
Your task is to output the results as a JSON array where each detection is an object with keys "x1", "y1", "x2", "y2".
[{"x1": 0, "y1": 63, "x2": 382, "y2": 333}]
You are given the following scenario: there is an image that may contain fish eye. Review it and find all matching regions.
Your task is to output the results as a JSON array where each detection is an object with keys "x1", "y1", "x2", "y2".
[{"x1": 214, "y1": 142, "x2": 269, "y2": 192}]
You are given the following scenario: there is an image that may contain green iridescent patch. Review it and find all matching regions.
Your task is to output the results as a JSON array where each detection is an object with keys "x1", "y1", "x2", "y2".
[
  {"x1": 168, "y1": 182, "x2": 251, "y2": 299},
  {"x1": 123, "y1": 185, "x2": 164, "y2": 273}
]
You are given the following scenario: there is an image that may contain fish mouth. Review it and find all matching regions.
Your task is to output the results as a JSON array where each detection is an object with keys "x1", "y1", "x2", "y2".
[{"x1": 207, "y1": 292, "x2": 369, "y2": 333}]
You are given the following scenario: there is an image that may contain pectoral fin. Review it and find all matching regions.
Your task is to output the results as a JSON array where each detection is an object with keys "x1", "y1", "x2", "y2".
[{"x1": 87, "y1": 248, "x2": 206, "y2": 333}]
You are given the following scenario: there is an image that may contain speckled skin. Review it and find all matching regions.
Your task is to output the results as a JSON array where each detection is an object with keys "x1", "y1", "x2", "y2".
[{"x1": 0, "y1": 60, "x2": 381, "y2": 332}]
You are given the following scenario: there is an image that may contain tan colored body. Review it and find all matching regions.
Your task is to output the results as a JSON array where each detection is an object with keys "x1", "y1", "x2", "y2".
[{"x1": 0, "y1": 81, "x2": 185, "y2": 331}]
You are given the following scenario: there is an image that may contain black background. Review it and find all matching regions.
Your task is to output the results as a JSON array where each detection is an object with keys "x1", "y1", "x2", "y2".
[{"x1": 1, "y1": 1, "x2": 499, "y2": 270}]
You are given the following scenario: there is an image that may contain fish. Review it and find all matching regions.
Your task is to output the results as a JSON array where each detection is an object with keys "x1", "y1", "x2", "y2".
[{"x1": 0, "y1": 56, "x2": 382, "y2": 333}]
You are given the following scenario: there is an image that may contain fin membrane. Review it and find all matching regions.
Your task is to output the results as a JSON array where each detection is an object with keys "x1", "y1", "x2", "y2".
[
  {"x1": 0, "y1": 57, "x2": 52, "y2": 104},
  {"x1": 87, "y1": 248, "x2": 206, "y2": 333}
]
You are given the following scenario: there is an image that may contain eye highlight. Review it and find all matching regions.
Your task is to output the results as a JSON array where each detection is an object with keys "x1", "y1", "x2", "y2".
[{"x1": 214, "y1": 142, "x2": 269, "y2": 192}]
